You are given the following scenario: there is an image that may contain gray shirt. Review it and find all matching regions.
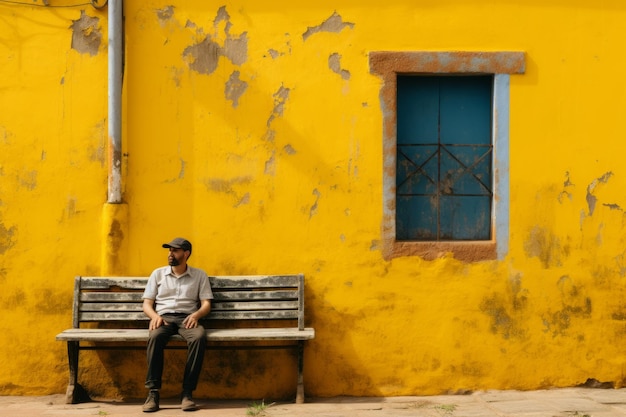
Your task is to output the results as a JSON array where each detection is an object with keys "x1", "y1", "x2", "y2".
[{"x1": 142, "y1": 265, "x2": 214, "y2": 315}]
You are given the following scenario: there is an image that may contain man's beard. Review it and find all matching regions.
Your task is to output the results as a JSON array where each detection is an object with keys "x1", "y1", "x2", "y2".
[{"x1": 168, "y1": 257, "x2": 179, "y2": 266}]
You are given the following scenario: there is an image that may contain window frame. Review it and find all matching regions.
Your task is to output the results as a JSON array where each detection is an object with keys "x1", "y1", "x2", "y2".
[{"x1": 369, "y1": 51, "x2": 525, "y2": 262}]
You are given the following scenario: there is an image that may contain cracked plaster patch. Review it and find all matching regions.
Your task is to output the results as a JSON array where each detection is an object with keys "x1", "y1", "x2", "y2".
[
  {"x1": 329, "y1": 53, "x2": 350, "y2": 80},
  {"x1": 266, "y1": 86, "x2": 290, "y2": 128},
  {"x1": 156, "y1": 5, "x2": 175, "y2": 26},
  {"x1": 225, "y1": 71, "x2": 248, "y2": 107},
  {"x1": 183, "y1": 7, "x2": 248, "y2": 74},
  {"x1": 586, "y1": 172, "x2": 613, "y2": 216},
  {"x1": 70, "y1": 11, "x2": 101, "y2": 56},
  {"x1": 303, "y1": 11, "x2": 354, "y2": 41}
]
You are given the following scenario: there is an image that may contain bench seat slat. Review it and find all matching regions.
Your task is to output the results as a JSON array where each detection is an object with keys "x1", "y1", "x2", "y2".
[{"x1": 56, "y1": 327, "x2": 315, "y2": 342}]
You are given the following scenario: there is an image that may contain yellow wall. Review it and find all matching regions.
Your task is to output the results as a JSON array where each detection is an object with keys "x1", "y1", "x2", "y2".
[{"x1": 2, "y1": 0, "x2": 626, "y2": 400}]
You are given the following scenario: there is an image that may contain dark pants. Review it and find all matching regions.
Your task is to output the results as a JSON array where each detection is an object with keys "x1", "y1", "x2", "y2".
[{"x1": 145, "y1": 314, "x2": 206, "y2": 392}]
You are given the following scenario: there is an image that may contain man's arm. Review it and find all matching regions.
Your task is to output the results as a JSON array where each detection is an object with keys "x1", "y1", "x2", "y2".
[
  {"x1": 183, "y1": 299, "x2": 211, "y2": 329},
  {"x1": 143, "y1": 298, "x2": 166, "y2": 330}
]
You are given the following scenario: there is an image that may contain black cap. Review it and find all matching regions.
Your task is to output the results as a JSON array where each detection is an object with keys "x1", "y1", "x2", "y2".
[{"x1": 162, "y1": 237, "x2": 192, "y2": 254}]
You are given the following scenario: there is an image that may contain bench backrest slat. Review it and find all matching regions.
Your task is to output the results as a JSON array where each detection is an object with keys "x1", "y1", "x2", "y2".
[
  {"x1": 72, "y1": 274, "x2": 306, "y2": 329},
  {"x1": 80, "y1": 302, "x2": 144, "y2": 312},
  {"x1": 81, "y1": 293, "x2": 144, "y2": 302},
  {"x1": 209, "y1": 275, "x2": 301, "y2": 288},
  {"x1": 80, "y1": 312, "x2": 147, "y2": 321},
  {"x1": 79, "y1": 277, "x2": 150, "y2": 290}
]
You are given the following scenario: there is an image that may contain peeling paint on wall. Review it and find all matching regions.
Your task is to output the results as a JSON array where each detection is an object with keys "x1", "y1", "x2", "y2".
[
  {"x1": 183, "y1": 37, "x2": 222, "y2": 75},
  {"x1": 264, "y1": 152, "x2": 275, "y2": 176},
  {"x1": 178, "y1": 158, "x2": 186, "y2": 179},
  {"x1": 225, "y1": 71, "x2": 248, "y2": 108},
  {"x1": 303, "y1": 11, "x2": 354, "y2": 41},
  {"x1": 266, "y1": 86, "x2": 290, "y2": 128},
  {"x1": 223, "y1": 33, "x2": 248, "y2": 66},
  {"x1": 558, "y1": 171, "x2": 574, "y2": 203},
  {"x1": 329, "y1": 53, "x2": 350, "y2": 80},
  {"x1": 268, "y1": 49, "x2": 280, "y2": 59},
  {"x1": 156, "y1": 5, "x2": 175, "y2": 26},
  {"x1": 586, "y1": 172, "x2": 613, "y2": 215},
  {"x1": 234, "y1": 192, "x2": 250, "y2": 207},
  {"x1": 70, "y1": 11, "x2": 101, "y2": 56},
  {"x1": 309, "y1": 188, "x2": 321, "y2": 219},
  {"x1": 183, "y1": 6, "x2": 248, "y2": 74}
]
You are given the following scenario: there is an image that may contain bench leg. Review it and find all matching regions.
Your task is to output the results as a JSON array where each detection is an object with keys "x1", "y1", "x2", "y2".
[
  {"x1": 296, "y1": 341, "x2": 305, "y2": 404},
  {"x1": 65, "y1": 341, "x2": 91, "y2": 404},
  {"x1": 66, "y1": 341, "x2": 79, "y2": 404}
]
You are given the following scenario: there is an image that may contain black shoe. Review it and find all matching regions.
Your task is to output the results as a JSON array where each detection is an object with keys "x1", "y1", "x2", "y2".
[
  {"x1": 143, "y1": 390, "x2": 160, "y2": 413},
  {"x1": 181, "y1": 392, "x2": 197, "y2": 411}
]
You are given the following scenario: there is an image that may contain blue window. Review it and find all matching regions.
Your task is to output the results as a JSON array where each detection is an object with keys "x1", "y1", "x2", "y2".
[
  {"x1": 396, "y1": 75, "x2": 493, "y2": 241},
  {"x1": 369, "y1": 51, "x2": 524, "y2": 261}
]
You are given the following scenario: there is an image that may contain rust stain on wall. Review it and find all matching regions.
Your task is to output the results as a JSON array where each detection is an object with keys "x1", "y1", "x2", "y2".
[
  {"x1": 234, "y1": 192, "x2": 250, "y2": 207},
  {"x1": 542, "y1": 275, "x2": 592, "y2": 337},
  {"x1": 303, "y1": 11, "x2": 354, "y2": 41},
  {"x1": 204, "y1": 176, "x2": 252, "y2": 207},
  {"x1": 329, "y1": 53, "x2": 350, "y2": 80},
  {"x1": 225, "y1": 71, "x2": 248, "y2": 108},
  {"x1": 479, "y1": 273, "x2": 528, "y2": 340},
  {"x1": 0, "y1": 223, "x2": 16, "y2": 255},
  {"x1": 204, "y1": 176, "x2": 252, "y2": 193},
  {"x1": 107, "y1": 218, "x2": 124, "y2": 252},
  {"x1": 19, "y1": 170, "x2": 37, "y2": 191},
  {"x1": 70, "y1": 11, "x2": 101, "y2": 56},
  {"x1": 524, "y1": 225, "x2": 567, "y2": 268},
  {"x1": 4, "y1": 288, "x2": 26, "y2": 308},
  {"x1": 36, "y1": 288, "x2": 71, "y2": 314}
]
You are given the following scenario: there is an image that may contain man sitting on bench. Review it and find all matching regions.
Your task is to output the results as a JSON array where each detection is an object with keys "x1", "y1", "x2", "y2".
[{"x1": 142, "y1": 237, "x2": 213, "y2": 412}]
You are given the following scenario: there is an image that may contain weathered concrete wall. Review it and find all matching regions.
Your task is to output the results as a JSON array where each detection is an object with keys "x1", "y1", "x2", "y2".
[{"x1": 2, "y1": 0, "x2": 626, "y2": 400}]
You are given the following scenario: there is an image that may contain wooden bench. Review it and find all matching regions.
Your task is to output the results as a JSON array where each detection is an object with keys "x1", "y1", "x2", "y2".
[{"x1": 55, "y1": 274, "x2": 315, "y2": 404}]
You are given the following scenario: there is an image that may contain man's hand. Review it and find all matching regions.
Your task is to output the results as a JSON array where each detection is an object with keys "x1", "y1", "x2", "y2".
[
  {"x1": 149, "y1": 316, "x2": 167, "y2": 330},
  {"x1": 183, "y1": 315, "x2": 198, "y2": 329}
]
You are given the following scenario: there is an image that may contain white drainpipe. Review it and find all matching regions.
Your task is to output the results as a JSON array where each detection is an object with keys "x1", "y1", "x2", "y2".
[
  {"x1": 101, "y1": 0, "x2": 128, "y2": 276},
  {"x1": 108, "y1": 0, "x2": 123, "y2": 203}
]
